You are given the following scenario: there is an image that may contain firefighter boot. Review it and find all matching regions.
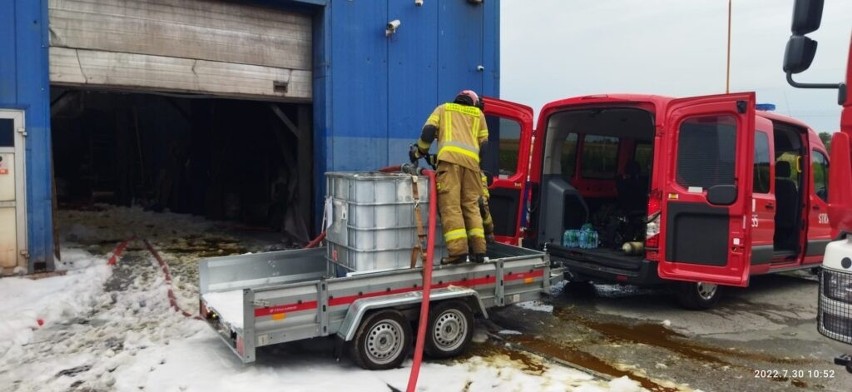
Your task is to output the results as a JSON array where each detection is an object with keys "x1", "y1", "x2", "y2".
[
  {"x1": 472, "y1": 253, "x2": 487, "y2": 263},
  {"x1": 441, "y1": 254, "x2": 468, "y2": 265}
]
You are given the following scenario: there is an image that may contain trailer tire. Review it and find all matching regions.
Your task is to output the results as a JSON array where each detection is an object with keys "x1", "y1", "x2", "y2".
[
  {"x1": 424, "y1": 300, "x2": 474, "y2": 358},
  {"x1": 675, "y1": 282, "x2": 722, "y2": 310},
  {"x1": 351, "y1": 309, "x2": 411, "y2": 370}
]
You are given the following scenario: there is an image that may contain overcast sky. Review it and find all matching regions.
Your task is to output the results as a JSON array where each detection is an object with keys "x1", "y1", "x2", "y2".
[{"x1": 500, "y1": 0, "x2": 851, "y2": 133}]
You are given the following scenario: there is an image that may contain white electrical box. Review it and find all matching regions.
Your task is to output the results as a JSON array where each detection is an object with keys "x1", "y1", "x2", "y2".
[
  {"x1": 0, "y1": 153, "x2": 16, "y2": 269},
  {"x1": 0, "y1": 111, "x2": 26, "y2": 274}
]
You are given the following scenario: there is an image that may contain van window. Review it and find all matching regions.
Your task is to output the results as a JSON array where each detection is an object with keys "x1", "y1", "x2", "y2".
[
  {"x1": 634, "y1": 143, "x2": 653, "y2": 176},
  {"x1": 485, "y1": 116, "x2": 521, "y2": 176},
  {"x1": 561, "y1": 133, "x2": 578, "y2": 176},
  {"x1": 812, "y1": 150, "x2": 828, "y2": 202},
  {"x1": 753, "y1": 132, "x2": 771, "y2": 194},
  {"x1": 675, "y1": 115, "x2": 736, "y2": 189},
  {"x1": 581, "y1": 135, "x2": 619, "y2": 179}
]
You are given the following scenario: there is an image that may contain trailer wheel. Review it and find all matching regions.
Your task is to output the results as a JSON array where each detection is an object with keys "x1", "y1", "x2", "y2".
[
  {"x1": 675, "y1": 282, "x2": 722, "y2": 310},
  {"x1": 351, "y1": 310, "x2": 411, "y2": 370},
  {"x1": 424, "y1": 300, "x2": 474, "y2": 358}
]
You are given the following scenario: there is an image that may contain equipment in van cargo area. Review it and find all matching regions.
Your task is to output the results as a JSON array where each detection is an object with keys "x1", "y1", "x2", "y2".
[{"x1": 324, "y1": 172, "x2": 447, "y2": 273}]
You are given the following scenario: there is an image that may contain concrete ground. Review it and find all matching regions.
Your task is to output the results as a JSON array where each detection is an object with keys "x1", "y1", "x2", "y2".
[
  {"x1": 489, "y1": 272, "x2": 852, "y2": 392},
  {"x1": 53, "y1": 207, "x2": 852, "y2": 391}
]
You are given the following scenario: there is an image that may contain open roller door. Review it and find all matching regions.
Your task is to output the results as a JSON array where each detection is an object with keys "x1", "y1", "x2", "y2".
[
  {"x1": 48, "y1": 0, "x2": 311, "y2": 101},
  {"x1": 47, "y1": 0, "x2": 314, "y2": 246}
]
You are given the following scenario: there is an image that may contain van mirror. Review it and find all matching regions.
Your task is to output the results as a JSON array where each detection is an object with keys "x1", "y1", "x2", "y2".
[
  {"x1": 707, "y1": 185, "x2": 737, "y2": 206},
  {"x1": 783, "y1": 35, "x2": 818, "y2": 74},
  {"x1": 791, "y1": 0, "x2": 823, "y2": 35}
]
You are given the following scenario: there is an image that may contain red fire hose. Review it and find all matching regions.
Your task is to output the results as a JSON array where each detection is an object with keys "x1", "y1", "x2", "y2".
[
  {"x1": 406, "y1": 168, "x2": 436, "y2": 392},
  {"x1": 304, "y1": 163, "x2": 436, "y2": 390}
]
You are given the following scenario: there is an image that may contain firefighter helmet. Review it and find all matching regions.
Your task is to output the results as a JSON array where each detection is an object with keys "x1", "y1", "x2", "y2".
[{"x1": 456, "y1": 90, "x2": 480, "y2": 107}]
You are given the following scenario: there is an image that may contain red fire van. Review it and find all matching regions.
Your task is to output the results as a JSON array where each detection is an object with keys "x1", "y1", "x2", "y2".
[{"x1": 481, "y1": 92, "x2": 831, "y2": 308}]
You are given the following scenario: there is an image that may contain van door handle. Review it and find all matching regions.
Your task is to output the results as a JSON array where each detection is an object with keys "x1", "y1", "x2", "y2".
[
  {"x1": 813, "y1": 205, "x2": 820, "y2": 210},
  {"x1": 765, "y1": 203, "x2": 774, "y2": 210}
]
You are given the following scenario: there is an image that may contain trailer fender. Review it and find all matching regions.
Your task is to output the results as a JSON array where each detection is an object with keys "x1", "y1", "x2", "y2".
[{"x1": 338, "y1": 287, "x2": 486, "y2": 342}]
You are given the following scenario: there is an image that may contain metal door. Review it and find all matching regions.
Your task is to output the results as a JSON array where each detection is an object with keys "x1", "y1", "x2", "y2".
[
  {"x1": 0, "y1": 110, "x2": 27, "y2": 274},
  {"x1": 658, "y1": 93, "x2": 755, "y2": 287},
  {"x1": 481, "y1": 97, "x2": 534, "y2": 245}
]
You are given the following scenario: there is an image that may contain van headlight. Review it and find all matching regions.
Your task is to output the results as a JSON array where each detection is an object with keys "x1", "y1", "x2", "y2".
[{"x1": 824, "y1": 270, "x2": 852, "y2": 303}]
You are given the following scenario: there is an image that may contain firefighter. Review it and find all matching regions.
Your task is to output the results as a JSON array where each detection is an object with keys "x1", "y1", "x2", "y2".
[
  {"x1": 479, "y1": 170, "x2": 495, "y2": 244},
  {"x1": 410, "y1": 90, "x2": 489, "y2": 264}
]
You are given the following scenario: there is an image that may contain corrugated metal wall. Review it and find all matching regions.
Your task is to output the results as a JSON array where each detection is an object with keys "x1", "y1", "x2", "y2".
[
  {"x1": 313, "y1": 0, "x2": 500, "y2": 226},
  {"x1": 0, "y1": 0, "x2": 54, "y2": 271}
]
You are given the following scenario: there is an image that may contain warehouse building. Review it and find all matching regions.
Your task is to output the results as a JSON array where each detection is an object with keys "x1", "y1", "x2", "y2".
[{"x1": 0, "y1": 0, "x2": 500, "y2": 274}]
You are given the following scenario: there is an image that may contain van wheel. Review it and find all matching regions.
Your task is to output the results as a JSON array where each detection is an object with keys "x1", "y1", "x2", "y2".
[
  {"x1": 424, "y1": 301, "x2": 474, "y2": 358},
  {"x1": 351, "y1": 310, "x2": 411, "y2": 370},
  {"x1": 675, "y1": 282, "x2": 722, "y2": 310}
]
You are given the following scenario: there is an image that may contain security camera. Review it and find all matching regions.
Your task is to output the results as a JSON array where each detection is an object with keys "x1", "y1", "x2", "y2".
[
  {"x1": 386, "y1": 19, "x2": 401, "y2": 36},
  {"x1": 415, "y1": 0, "x2": 423, "y2": 6},
  {"x1": 476, "y1": 65, "x2": 485, "y2": 72}
]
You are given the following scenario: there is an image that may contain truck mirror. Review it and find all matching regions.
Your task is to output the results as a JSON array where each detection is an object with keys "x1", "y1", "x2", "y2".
[
  {"x1": 783, "y1": 35, "x2": 818, "y2": 74},
  {"x1": 707, "y1": 185, "x2": 737, "y2": 206},
  {"x1": 790, "y1": 0, "x2": 823, "y2": 35}
]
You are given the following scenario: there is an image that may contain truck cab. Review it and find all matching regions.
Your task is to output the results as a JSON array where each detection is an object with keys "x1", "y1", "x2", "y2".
[
  {"x1": 781, "y1": 0, "x2": 852, "y2": 372},
  {"x1": 481, "y1": 92, "x2": 832, "y2": 308}
]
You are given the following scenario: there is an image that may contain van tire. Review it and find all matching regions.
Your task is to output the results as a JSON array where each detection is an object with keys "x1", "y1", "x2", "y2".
[
  {"x1": 563, "y1": 281, "x2": 596, "y2": 298},
  {"x1": 675, "y1": 282, "x2": 722, "y2": 310},
  {"x1": 351, "y1": 310, "x2": 411, "y2": 370},
  {"x1": 424, "y1": 300, "x2": 474, "y2": 358}
]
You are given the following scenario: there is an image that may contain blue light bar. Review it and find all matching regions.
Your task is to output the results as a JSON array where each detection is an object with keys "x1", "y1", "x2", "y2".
[{"x1": 756, "y1": 103, "x2": 776, "y2": 111}]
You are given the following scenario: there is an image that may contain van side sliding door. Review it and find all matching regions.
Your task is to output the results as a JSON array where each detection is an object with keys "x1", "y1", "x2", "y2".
[{"x1": 658, "y1": 93, "x2": 755, "y2": 287}]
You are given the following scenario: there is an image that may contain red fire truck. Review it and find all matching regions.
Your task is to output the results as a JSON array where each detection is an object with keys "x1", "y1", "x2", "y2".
[
  {"x1": 481, "y1": 92, "x2": 832, "y2": 309},
  {"x1": 782, "y1": 0, "x2": 852, "y2": 371}
]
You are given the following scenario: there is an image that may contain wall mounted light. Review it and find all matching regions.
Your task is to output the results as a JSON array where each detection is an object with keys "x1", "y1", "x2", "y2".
[
  {"x1": 415, "y1": 0, "x2": 423, "y2": 6},
  {"x1": 386, "y1": 19, "x2": 401, "y2": 36}
]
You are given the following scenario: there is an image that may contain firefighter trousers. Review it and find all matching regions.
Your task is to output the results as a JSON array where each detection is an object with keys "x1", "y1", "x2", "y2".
[{"x1": 436, "y1": 161, "x2": 486, "y2": 257}]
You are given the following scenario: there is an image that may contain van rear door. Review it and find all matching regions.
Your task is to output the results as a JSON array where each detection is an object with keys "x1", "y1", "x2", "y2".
[
  {"x1": 658, "y1": 93, "x2": 755, "y2": 287},
  {"x1": 481, "y1": 97, "x2": 535, "y2": 245}
]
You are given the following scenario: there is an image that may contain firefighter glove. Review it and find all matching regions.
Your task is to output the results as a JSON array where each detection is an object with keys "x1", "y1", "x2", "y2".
[
  {"x1": 408, "y1": 144, "x2": 422, "y2": 163},
  {"x1": 426, "y1": 154, "x2": 438, "y2": 169}
]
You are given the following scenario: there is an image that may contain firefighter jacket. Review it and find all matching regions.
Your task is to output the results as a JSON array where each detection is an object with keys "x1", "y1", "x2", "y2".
[{"x1": 417, "y1": 103, "x2": 489, "y2": 171}]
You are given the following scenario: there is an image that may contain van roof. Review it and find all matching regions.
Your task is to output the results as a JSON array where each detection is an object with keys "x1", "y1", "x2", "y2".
[{"x1": 539, "y1": 93, "x2": 817, "y2": 135}]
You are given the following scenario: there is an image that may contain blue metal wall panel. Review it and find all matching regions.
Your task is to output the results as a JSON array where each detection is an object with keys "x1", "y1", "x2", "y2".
[
  {"x1": 437, "y1": 1, "x2": 485, "y2": 102},
  {"x1": 482, "y1": 1, "x2": 500, "y2": 98},
  {"x1": 313, "y1": 0, "x2": 499, "y2": 230},
  {"x1": 0, "y1": 1, "x2": 17, "y2": 101},
  {"x1": 387, "y1": 0, "x2": 439, "y2": 163},
  {"x1": 0, "y1": 0, "x2": 53, "y2": 270},
  {"x1": 20, "y1": 0, "x2": 52, "y2": 270},
  {"x1": 328, "y1": 1, "x2": 389, "y2": 138}
]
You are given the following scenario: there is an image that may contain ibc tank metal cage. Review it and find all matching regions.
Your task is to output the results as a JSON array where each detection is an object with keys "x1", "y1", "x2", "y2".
[
  {"x1": 818, "y1": 268, "x2": 852, "y2": 345},
  {"x1": 324, "y1": 172, "x2": 446, "y2": 273}
]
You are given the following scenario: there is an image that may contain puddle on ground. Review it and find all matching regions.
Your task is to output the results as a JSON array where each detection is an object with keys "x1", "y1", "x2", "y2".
[
  {"x1": 554, "y1": 307, "x2": 817, "y2": 366},
  {"x1": 461, "y1": 342, "x2": 548, "y2": 374},
  {"x1": 162, "y1": 235, "x2": 247, "y2": 257},
  {"x1": 495, "y1": 336, "x2": 679, "y2": 392}
]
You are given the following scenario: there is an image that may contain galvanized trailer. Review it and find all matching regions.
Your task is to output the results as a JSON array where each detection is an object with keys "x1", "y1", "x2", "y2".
[{"x1": 198, "y1": 242, "x2": 560, "y2": 369}]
